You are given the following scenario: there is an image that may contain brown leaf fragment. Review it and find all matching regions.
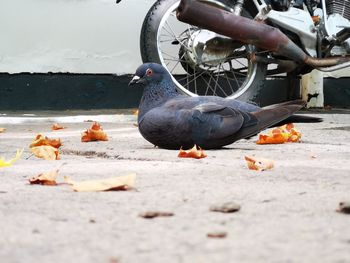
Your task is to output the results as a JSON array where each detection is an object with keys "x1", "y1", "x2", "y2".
[
  {"x1": 31, "y1": 146, "x2": 60, "y2": 160},
  {"x1": 337, "y1": 202, "x2": 350, "y2": 214},
  {"x1": 29, "y1": 169, "x2": 59, "y2": 185},
  {"x1": 64, "y1": 173, "x2": 136, "y2": 192},
  {"x1": 30, "y1": 134, "x2": 62, "y2": 149},
  {"x1": 210, "y1": 202, "x2": 241, "y2": 213},
  {"x1": 139, "y1": 211, "x2": 174, "y2": 219},
  {"x1": 109, "y1": 257, "x2": 120, "y2": 263},
  {"x1": 178, "y1": 144, "x2": 207, "y2": 159},
  {"x1": 245, "y1": 155, "x2": 274, "y2": 171},
  {"x1": 207, "y1": 232, "x2": 227, "y2": 239},
  {"x1": 81, "y1": 122, "x2": 108, "y2": 142},
  {"x1": 52, "y1": 123, "x2": 66, "y2": 130},
  {"x1": 0, "y1": 128, "x2": 6, "y2": 133}
]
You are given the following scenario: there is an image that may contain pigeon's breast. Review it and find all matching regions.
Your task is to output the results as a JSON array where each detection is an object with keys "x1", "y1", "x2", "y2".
[{"x1": 138, "y1": 109, "x2": 194, "y2": 150}]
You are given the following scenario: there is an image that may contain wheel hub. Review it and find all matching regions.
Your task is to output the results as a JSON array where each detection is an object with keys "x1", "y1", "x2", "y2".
[{"x1": 182, "y1": 29, "x2": 241, "y2": 68}]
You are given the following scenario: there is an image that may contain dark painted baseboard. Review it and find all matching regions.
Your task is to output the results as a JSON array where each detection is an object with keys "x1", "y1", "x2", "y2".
[
  {"x1": 0, "y1": 73, "x2": 348, "y2": 110},
  {"x1": 324, "y1": 78, "x2": 350, "y2": 108},
  {"x1": 0, "y1": 73, "x2": 141, "y2": 110}
]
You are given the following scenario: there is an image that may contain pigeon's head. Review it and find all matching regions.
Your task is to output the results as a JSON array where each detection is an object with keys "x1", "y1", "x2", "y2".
[{"x1": 129, "y1": 63, "x2": 171, "y2": 86}]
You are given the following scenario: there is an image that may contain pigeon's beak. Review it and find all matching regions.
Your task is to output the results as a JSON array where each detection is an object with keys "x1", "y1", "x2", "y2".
[{"x1": 129, "y1": 75, "x2": 145, "y2": 86}]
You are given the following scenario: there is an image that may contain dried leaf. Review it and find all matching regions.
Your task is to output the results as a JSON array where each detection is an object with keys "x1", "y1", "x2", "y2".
[
  {"x1": 139, "y1": 211, "x2": 174, "y2": 219},
  {"x1": 257, "y1": 133, "x2": 289, "y2": 144},
  {"x1": 0, "y1": 149, "x2": 23, "y2": 168},
  {"x1": 245, "y1": 155, "x2": 274, "y2": 171},
  {"x1": 81, "y1": 122, "x2": 108, "y2": 142},
  {"x1": 30, "y1": 134, "x2": 62, "y2": 149},
  {"x1": 0, "y1": 128, "x2": 6, "y2": 133},
  {"x1": 133, "y1": 109, "x2": 139, "y2": 116},
  {"x1": 64, "y1": 173, "x2": 136, "y2": 192},
  {"x1": 207, "y1": 232, "x2": 227, "y2": 238},
  {"x1": 178, "y1": 145, "x2": 207, "y2": 159},
  {"x1": 29, "y1": 169, "x2": 59, "y2": 185},
  {"x1": 51, "y1": 123, "x2": 66, "y2": 130},
  {"x1": 257, "y1": 123, "x2": 301, "y2": 144},
  {"x1": 31, "y1": 146, "x2": 60, "y2": 160}
]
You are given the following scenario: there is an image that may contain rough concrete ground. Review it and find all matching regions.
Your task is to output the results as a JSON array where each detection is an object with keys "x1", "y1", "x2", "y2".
[{"x1": 0, "y1": 111, "x2": 349, "y2": 263}]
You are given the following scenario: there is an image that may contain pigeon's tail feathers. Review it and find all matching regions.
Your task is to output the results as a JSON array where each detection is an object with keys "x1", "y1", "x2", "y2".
[
  {"x1": 232, "y1": 104, "x2": 304, "y2": 141},
  {"x1": 263, "y1": 100, "x2": 323, "y2": 125},
  {"x1": 276, "y1": 114, "x2": 323, "y2": 125},
  {"x1": 262, "y1": 99, "x2": 306, "y2": 110}
]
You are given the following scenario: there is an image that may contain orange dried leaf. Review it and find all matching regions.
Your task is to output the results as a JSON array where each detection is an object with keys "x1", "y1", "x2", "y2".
[
  {"x1": 81, "y1": 122, "x2": 108, "y2": 142},
  {"x1": 133, "y1": 109, "x2": 139, "y2": 116},
  {"x1": 30, "y1": 134, "x2": 62, "y2": 149},
  {"x1": 31, "y1": 146, "x2": 60, "y2": 160},
  {"x1": 0, "y1": 128, "x2": 6, "y2": 133},
  {"x1": 256, "y1": 123, "x2": 301, "y2": 144},
  {"x1": 29, "y1": 169, "x2": 59, "y2": 185},
  {"x1": 245, "y1": 155, "x2": 274, "y2": 171},
  {"x1": 257, "y1": 133, "x2": 289, "y2": 144},
  {"x1": 64, "y1": 173, "x2": 136, "y2": 192},
  {"x1": 178, "y1": 145, "x2": 207, "y2": 159},
  {"x1": 51, "y1": 123, "x2": 66, "y2": 130}
]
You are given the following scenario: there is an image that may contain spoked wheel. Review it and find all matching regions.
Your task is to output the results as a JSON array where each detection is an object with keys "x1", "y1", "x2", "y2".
[{"x1": 140, "y1": 0, "x2": 267, "y2": 102}]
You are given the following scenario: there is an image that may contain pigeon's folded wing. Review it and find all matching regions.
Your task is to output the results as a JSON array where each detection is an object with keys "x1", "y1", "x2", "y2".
[{"x1": 189, "y1": 103, "x2": 246, "y2": 141}]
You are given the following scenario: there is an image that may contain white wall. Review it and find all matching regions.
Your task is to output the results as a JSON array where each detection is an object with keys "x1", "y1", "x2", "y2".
[{"x1": 0, "y1": 0, "x2": 153, "y2": 74}]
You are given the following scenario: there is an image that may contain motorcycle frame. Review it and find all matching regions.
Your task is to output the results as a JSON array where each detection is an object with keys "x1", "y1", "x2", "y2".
[
  {"x1": 178, "y1": 0, "x2": 350, "y2": 71},
  {"x1": 204, "y1": 0, "x2": 348, "y2": 58}
]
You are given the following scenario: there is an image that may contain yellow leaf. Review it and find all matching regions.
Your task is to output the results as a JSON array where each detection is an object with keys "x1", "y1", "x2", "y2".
[
  {"x1": 0, "y1": 149, "x2": 23, "y2": 168},
  {"x1": 64, "y1": 173, "x2": 136, "y2": 192},
  {"x1": 29, "y1": 169, "x2": 59, "y2": 185},
  {"x1": 0, "y1": 128, "x2": 6, "y2": 133},
  {"x1": 31, "y1": 146, "x2": 60, "y2": 160}
]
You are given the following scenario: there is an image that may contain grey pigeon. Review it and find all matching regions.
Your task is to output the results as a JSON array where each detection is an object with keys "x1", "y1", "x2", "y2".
[{"x1": 129, "y1": 63, "x2": 321, "y2": 150}]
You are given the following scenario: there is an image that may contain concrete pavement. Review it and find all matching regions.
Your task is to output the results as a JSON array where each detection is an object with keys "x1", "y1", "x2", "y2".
[{"x1": 0, "y1": 111, "x2": 349, "y2": 263}]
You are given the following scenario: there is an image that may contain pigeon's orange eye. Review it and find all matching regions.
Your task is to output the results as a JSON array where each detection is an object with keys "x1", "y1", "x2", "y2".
[{"x1": 146, "y1": 68, "x2": 153, "y2": 76}]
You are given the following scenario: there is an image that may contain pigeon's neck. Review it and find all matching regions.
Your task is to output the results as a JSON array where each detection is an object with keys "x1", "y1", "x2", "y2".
[{"x1": 138, "y1": 79, "x2": 178, "y2": 121}]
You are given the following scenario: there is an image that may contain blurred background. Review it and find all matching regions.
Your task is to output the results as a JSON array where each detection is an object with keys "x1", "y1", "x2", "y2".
[{"x1": 0, "y1": 0, "x2": 348, "y2": 110}]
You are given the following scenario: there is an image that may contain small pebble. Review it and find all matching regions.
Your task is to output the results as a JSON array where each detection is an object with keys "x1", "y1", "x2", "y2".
[
  {"x1": 337, "y1": 202, "x2": 350, "y2": 214},
  {"x1": 210, "y1": 202, "x2": 241, "y2": 213}
]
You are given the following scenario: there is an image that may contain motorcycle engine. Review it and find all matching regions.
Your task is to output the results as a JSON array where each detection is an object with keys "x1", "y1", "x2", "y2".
[
  {"x1": 325, "y1": 0, "x2": 350, "y2": 55},
  {"x1": 326, "y1": 0, "x2": 350, "y2": 20}
]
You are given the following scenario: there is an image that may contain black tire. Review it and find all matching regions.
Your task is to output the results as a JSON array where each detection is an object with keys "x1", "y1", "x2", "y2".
[{"x1": 140, "y1": 0, "x2": 267, "y2": 104}]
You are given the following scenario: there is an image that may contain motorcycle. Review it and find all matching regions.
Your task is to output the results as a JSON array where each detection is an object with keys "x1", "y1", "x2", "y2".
[{"x1": 138, "y1": 0, "x2": 350, "y2": 103}]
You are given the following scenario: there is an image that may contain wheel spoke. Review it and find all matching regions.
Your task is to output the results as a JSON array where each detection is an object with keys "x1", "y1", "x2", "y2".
[{"x1": 219, "y1": 64, "x2": 235, "y2": 93}]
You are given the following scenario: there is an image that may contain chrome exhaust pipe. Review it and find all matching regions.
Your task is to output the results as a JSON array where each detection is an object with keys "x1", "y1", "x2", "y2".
[{"x1": 176, "y1": 0, "x2": 350, "y2": 69}]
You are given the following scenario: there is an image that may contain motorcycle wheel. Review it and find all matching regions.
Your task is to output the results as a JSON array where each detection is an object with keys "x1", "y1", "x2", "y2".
[{"x1": 140, "y1": 0, "x2": 268, "y2": 102}]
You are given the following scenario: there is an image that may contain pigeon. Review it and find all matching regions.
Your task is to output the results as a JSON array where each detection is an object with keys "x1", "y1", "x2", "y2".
[{"x1": 129, "y1": 63, "x2": 321, "y2": 150}]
